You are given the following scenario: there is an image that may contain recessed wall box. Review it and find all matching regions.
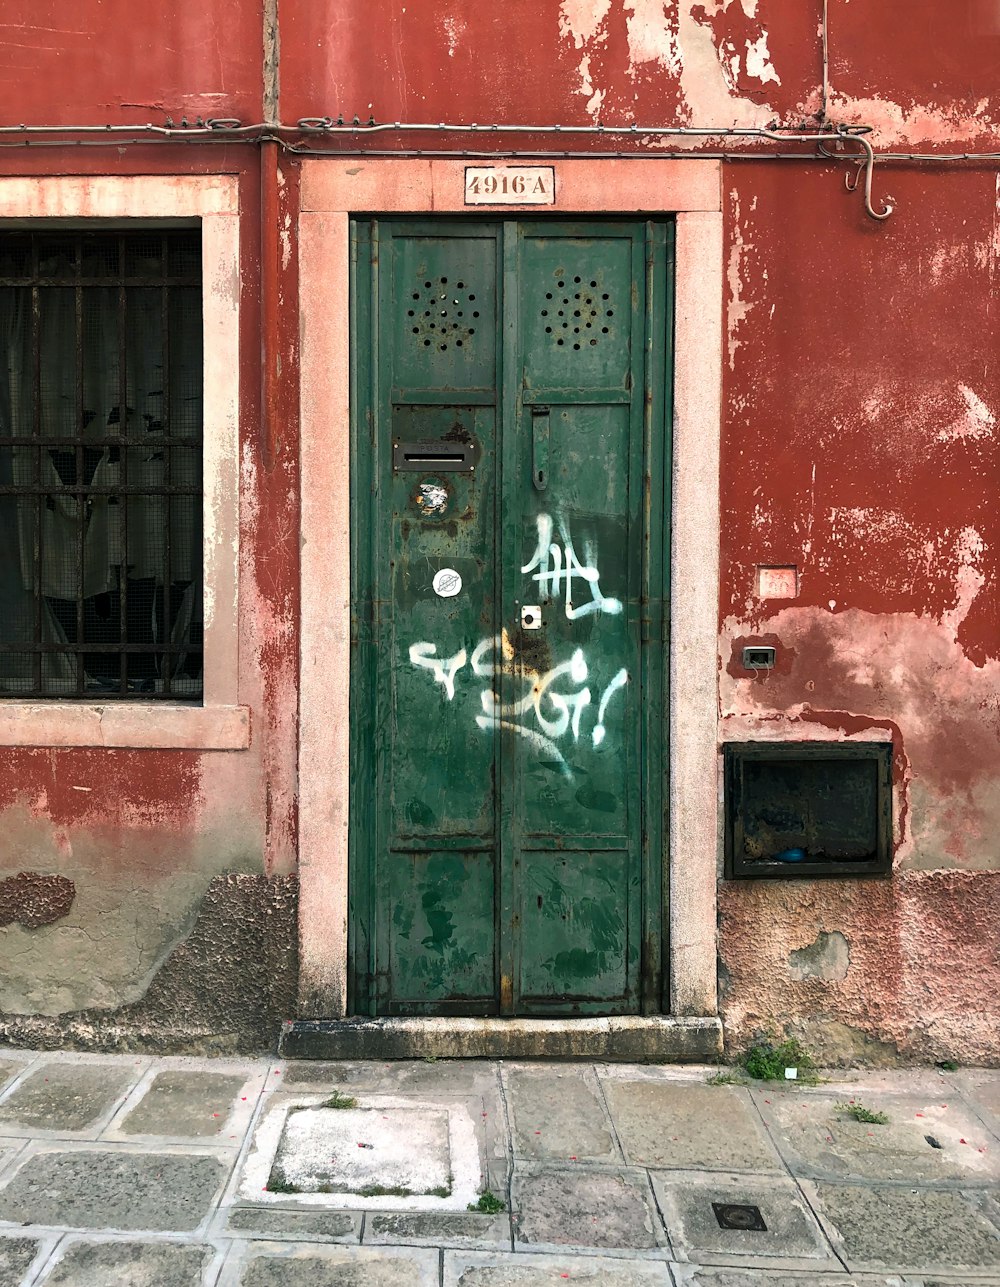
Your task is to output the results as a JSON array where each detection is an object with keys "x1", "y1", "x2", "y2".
[
  {"x1": 724, "y1": 741, "x2": 893, "y2": 879},
  {"x1": 742, "y1": 646, "x2": 776, "y2": 670}
]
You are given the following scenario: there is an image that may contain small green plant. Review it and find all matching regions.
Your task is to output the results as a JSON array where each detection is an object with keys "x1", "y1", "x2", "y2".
[
  {"x1": 836, "y1": 1101, "x2": 889, "y2": 1125},
  {"x1": 707, "y1": 1069, "x2": 750, "y2": 1086},
  {"x1": 321, "y1": 1090, "x2": 358, "y2": 1109},
  {"x1": 741, "y1": 1034, "x2": 817, "y2": 1083},
  {"x1": 359, "y1": 1184, "x2": 413, "y2": 1198},
  {"x1": 266, "y1": 1165, "x2": 300, "y2": 1194},
  {"x1": 468, "y1": 1190, "x2": 506, "y2": 1214},
  {"x1": 937, "y1": 1059, "x2": 959, "y2": 1072}
]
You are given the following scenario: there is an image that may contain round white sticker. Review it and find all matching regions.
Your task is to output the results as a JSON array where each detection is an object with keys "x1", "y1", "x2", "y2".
[{"x1": 432, "y1": 568, "x2": 463, "y2": 599}]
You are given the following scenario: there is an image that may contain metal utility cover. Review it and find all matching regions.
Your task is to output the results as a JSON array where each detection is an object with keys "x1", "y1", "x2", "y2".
[{"x1": 712, "y1": 1201, "x2": 768, "y2": 1231}]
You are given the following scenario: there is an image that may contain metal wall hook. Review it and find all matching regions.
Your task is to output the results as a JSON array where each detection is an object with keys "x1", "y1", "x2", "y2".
[
  {"x1": 852, "y1": 133, "x2": 893, "y2": 220},
  {"x1": 812, "y1": 128, "x2": 893, "y2": 220}
]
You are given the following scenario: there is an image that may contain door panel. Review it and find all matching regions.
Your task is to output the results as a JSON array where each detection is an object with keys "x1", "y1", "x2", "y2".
[
  {"x1": 375, "y1": 223, "x2": 501, "y2": 1014},
  {"x1": 351, "y1": 218, "x2": 670, "y2": 1017},
  {"x1": 506, "y1": 225, "x2": 645, "y2": 1012},
  {"x1": 516, "y1": 849, "x2": 633, "y2": 1003},
  {"x1": 385, "y1": 851, "x2": 497, "y2": 1008},
  {"x1": 518, "y1": 235, "x2": 635, "y2": 394},
  {"x1": 388, "y1": 403, "x2": 496, "y2": 841}
]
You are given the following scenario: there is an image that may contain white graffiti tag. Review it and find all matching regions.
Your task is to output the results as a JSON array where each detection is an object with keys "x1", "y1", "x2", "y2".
[
  {"x1": 520, "y1": 513, "x2": 622, "y2": 619},
  {"x1": 408, "y1": 642, "x2": 468, "y2": 701},
  {"x1": 592, "y1": 667, "x2": 628, "y2": 747},
  {"x1": 474, "y1": 645, "x2": 628, "y2": 773},
  {"x1": 408, "y1": 515, "x2": 628, "y2": 773}
]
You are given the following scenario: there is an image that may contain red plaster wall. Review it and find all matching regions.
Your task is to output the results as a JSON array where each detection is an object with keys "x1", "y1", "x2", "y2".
[
  {"x1": 0, "y1": 150, "x2": 300, "y2": 1027},
  {"x1": 0, "y1": 148, "x2": 299, "y2": 868},
  {"x1": 0, "y1": 1, "x2": 263, "y2": 126},
  {"x1": 718, "y1": 159, "x2": 1000, "y2": 1061},
  {"x1": 0, "y1": 1, "x2": 997, "y2": 1057}
]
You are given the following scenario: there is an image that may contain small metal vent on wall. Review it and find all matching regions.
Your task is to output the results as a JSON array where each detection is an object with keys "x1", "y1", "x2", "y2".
[
  {"x1": 542, "y1": 274, "x2": 613, "y2": 349},
  {"x1": 408, "y1": 276, "x2": 479, "y2": 351}
]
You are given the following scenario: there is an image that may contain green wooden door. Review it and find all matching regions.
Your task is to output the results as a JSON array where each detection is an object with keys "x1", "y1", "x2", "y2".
[{"x1": 350, "y1": 219, "x2": 671, "y2": 1016}]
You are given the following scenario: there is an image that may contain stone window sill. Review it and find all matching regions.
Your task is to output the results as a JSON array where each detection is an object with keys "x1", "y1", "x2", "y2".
[{"x1": 0, "y1": 703, "x2": 250, "y2": 750}]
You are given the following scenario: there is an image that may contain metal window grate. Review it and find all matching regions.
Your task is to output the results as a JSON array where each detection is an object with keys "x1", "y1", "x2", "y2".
[{"x1": 0, "y1": 230, "x2": 204, "y2": 700}]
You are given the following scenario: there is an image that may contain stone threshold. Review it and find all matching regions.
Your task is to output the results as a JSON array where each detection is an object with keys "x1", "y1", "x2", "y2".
[{"x1": 278, "y1": 1015, "x2": 723, "y2": 1062}]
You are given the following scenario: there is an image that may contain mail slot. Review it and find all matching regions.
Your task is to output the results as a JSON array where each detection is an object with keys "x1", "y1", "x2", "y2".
[{"x1": 393, "y1": 440, "x2": 476, "y2": 472}]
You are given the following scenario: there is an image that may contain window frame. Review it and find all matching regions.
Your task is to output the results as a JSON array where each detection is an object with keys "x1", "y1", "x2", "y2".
[{"x1": 0, "y1": 176, "x2": 246, "y2": 749}]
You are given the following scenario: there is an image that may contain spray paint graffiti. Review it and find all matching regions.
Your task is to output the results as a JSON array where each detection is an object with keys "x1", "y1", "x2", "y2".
[
  {"x1": 408, "y1": 514, "x2": 628, "y2": 772},
  {"x1": 521, "y1": 513, "x2": 623, "y2": 618},
  {"x1": 474, "y1": 637, "x2": 629, "y2": 770},
  {"x1": 408, "y1": 642, "x2": 468, "y2": 701}
]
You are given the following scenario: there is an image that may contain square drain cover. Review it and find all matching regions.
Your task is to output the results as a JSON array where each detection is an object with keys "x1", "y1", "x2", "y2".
[{"x1": 712, "y1": 1201, "x2": 767, "y2": 1232}]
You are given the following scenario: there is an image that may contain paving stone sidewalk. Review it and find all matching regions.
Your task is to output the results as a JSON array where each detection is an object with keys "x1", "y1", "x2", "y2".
[{"x1": 0, "y1": 1049, "x2": 998, "y2": 1286}]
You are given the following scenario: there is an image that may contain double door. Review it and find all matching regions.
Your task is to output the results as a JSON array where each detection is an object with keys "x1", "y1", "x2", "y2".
[{"x1": 349, "y1": 218, "x2": 671, "y2": 1015}]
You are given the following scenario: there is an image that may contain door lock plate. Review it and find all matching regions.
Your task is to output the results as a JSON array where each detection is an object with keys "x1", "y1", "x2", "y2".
[{"x1": 520, "y1": 604, "x2": 542, "y2": 630}]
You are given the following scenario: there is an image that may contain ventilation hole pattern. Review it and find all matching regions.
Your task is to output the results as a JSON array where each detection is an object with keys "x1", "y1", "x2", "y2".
[
  {"x1": 541, "y1": 276, "x2": 613, "y2": 350},
  {"x1": 407, "y1": 275, "x2": 480, "y2": 351}
]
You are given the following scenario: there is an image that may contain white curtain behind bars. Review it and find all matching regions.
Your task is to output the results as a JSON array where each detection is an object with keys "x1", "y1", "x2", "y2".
[{"x1": 0, "y1": 284, "x2": 202, "y2": 694}]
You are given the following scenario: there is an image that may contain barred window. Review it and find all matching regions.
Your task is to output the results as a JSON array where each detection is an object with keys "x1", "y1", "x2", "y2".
[{"x1": 0, "y1": 230, "x2": 203, "y2": 700}]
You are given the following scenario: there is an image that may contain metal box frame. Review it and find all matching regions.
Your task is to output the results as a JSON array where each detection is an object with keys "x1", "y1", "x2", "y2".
[{"x1": 724, "y1": 741, "x2": 893, "y2": 880}]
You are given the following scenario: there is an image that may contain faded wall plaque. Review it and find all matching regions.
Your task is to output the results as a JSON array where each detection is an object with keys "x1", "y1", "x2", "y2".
[{"x1": 464, "y1": 166, "x2": 555, "y2": 205}]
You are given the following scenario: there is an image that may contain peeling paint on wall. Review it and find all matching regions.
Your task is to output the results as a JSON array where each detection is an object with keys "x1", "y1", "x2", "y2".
[
  {"x1": 0, "y1": 873, "x2": 75, "y2": 929},
  {"x1": 559, "y1": 0, "x2": 614, "y2": 48},
  {"x1": 623, "y1": 0, "x2": 682, "y2": 78},
  {"x1": 721, "y1": 603, "x2": 1000, "y2": 868},
  {"x1": 0, "y1": 873, "x2": 298, "y2": 1054},
  {"x1": 720, "y1": 872, "x2": 1000, "y2": 1065},
  {"x1": 937, "y1": 385, "x2": 995, "y2": 442},
  {"x1": 788, "y1": 930, "x2": 851, "y2": 982},
  {"x1": 725, "y1": 189, "x2": 753, "y2": 370}
]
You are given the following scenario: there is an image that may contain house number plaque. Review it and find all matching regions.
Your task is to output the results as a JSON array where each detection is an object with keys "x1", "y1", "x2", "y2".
[{"x1": 464, "y1": 166, "x2": 555, "y2": 205}]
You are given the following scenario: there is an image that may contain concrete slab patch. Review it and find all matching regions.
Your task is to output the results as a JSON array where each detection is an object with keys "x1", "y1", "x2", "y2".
[
  {"x1": 225, "y1": 1207, "x2": 359, "y2": 1241},
  {"x1": 239, "y1": 1095, "x2": 481, "y2": 1211},
  {"x1": 809, "y1": 1182, "x2": 1000, "y2": 1273},
  {"x1": 365, "y1": 1210, "x2": 510, "y2": 1249},
  {"x1": 0, "y1": 1149, "x2": 225, "y2": 1232},
  {"x1": 40, "y1": 1238, "x2": 213, "y2": 1286},
  {"x1": 221, "y1": 1240, "x2": 440, "y2": 1287},
  {"x1": 280, "y1": 1060, "x2": 493, "y2": 1097},
  {"x1": 649, "y1": 1170, "x2": 833, "y2": 1267},
  {"x1": 271, "y1": 1105, "x2": 451, "y2": 1196},
  {"x1": 512, "y1": 1167, "x2": 664, "y2": 1254},
  {"x1": 0, "y1": 1237, "x2": 39, "y2": 1286},
  {"x1": 601, "y1": 1080, "x2": 782, "y2": 1173},
  {"x1": 505, "y1": 1066, "x2": 620, "y2": 1163},
  {"x1": 0, "y1": 1062, "x2": 136, "y2": 1133},
  {"x1": 444, "y1": 1249, "x2": 674, "y2": 1285},
  {"x1": 952, "y1": 1072, "x2": 1000, "y2": 1139},
  {"x1": 670, "y1": 1269, "x2": 902, "y2": 1286},
  {"x1": 0, "y1": 1065, "x2": 21, "y2": 1095},
  {"x1": 117, "y1": 1070, "x2": 247, "y2": 1138},
  {"x1": 753, "y1": 1090, "x2": 1000, "y2": 1184},
  {"x1": 0, "y1": 1145, "x2": 23, "y2": 1183}
]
